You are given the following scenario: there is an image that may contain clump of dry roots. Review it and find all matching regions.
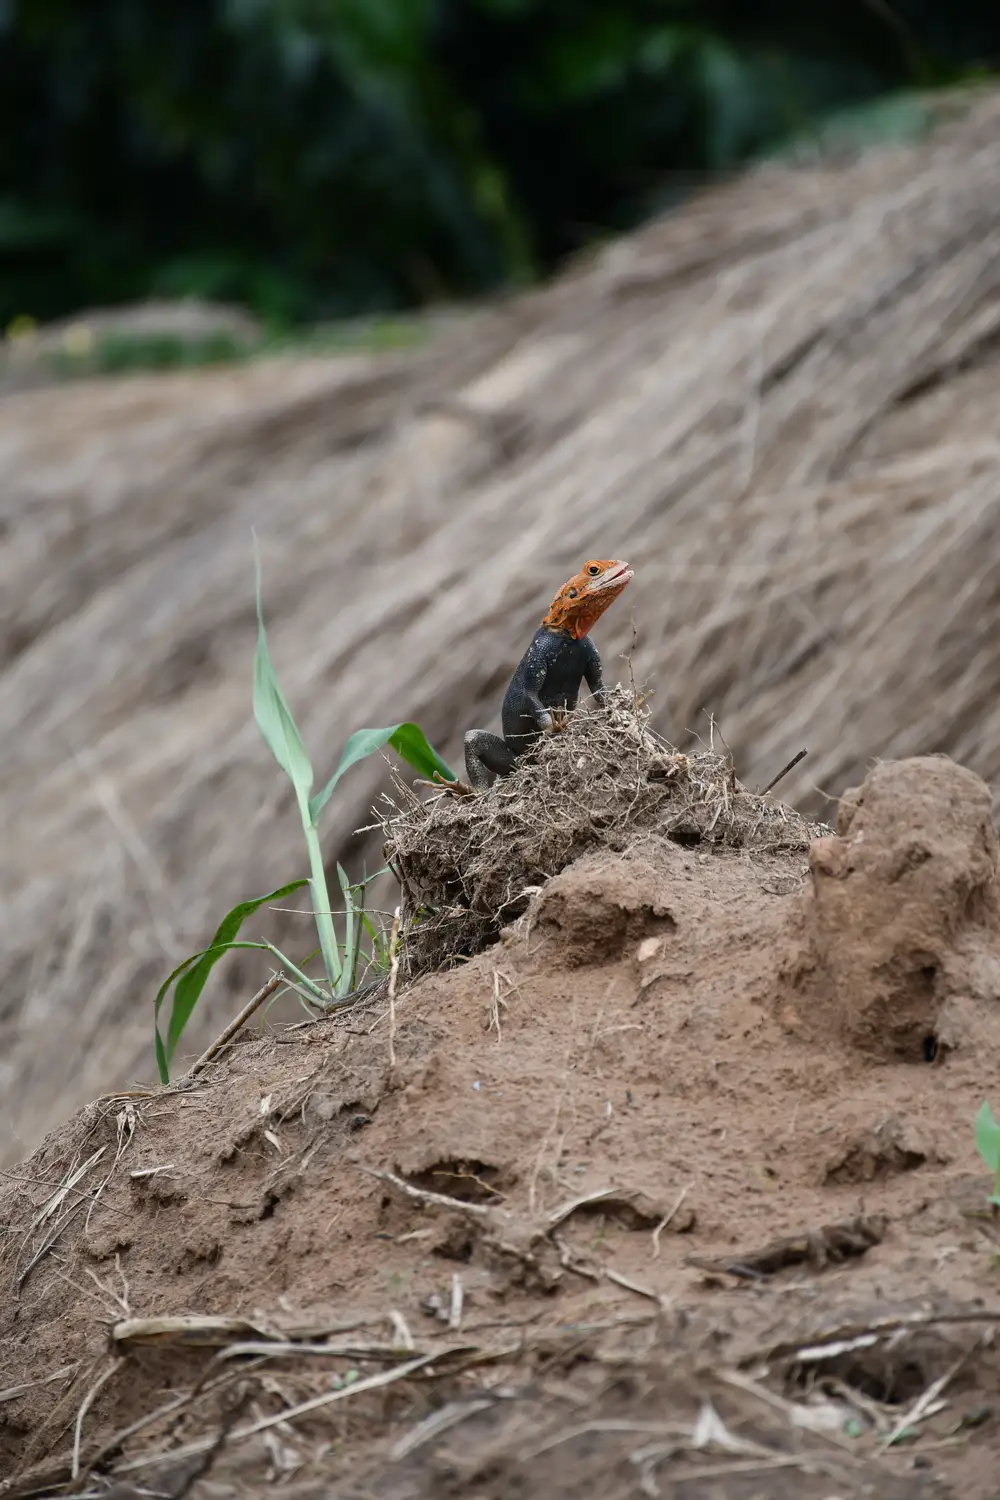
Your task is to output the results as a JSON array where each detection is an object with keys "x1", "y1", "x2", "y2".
[{"x1": 379, "y1": 685, "x2": 828, "y2": 976}]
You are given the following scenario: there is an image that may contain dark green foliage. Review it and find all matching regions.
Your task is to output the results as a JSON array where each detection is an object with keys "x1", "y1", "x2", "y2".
[{"x1": 1, "y1": 1, "x2": 997, "y2": 327}]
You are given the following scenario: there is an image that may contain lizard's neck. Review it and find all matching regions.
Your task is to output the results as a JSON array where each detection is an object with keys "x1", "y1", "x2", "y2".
[
  {"x1": 540, "y1": 618, "x2": 579, "y2": 639},
  {"x1": 541, "y1": 607, "x2": 601, "y2": 640}
]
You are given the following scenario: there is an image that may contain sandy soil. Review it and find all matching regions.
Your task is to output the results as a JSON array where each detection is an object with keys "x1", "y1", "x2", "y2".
[{"x1": 2, "y1": 752, "x2": 1000, "y2": 1497}]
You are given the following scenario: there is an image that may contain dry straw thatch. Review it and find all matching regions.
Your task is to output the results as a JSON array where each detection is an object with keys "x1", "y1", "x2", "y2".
[
  {"x1": 3, "y1": 89, "x2": 1000, "y2": 1159},
  {"x1": 380, "y1": 684, "x2": 826, "y2": 975}
]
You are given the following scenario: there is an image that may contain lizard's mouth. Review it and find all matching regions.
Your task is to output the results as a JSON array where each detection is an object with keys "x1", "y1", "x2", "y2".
[{"x1": 586, "y1": 560, "x2": 633, "y2": 593}]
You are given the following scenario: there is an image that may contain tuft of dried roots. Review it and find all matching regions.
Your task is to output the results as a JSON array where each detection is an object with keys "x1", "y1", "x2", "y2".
[{"x1": 378, "y1": 685, "x2": 829, "y2": 977}]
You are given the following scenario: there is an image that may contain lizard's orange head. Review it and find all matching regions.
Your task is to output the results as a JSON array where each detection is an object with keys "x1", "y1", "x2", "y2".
[{"x1": 542, "y1": 558, "x2": 633, "y2": 639}]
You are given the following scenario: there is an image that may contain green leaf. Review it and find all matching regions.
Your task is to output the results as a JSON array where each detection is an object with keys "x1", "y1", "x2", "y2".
[
  {"x1": 253, "y1": 542, "x2": 314, "y2": 804},
  {"x1": 388, "y1": 722, "x2": 456, "y2": 784},
  {"x1": 309, "y1": 721, "x2": 456, "y2": 821},
  {"x1": 975, "y1": 1101, "x2": 1000, "y2": 1173},
  {"x1": 259, "y1": 939, "x2": 332, "y2": 1005},
  {"x1": 153, "y1": 878, "x2": 309, "y2": 1082}
]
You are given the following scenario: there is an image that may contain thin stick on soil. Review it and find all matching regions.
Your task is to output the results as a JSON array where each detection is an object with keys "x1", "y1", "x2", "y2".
[
  {"x1": 357, "y1": 1164, "x2": 493, "y2": 1220},
  {"x1": 109, "y1": 1352, "x2": 442, "y2": 1476},
  {"x1": 878, "y1": 1349, "x2": 972, "y2": 1451},
  {"x1": 449, "y1": 1273, "x2": 465, "y2": 1330},
  {"x1": 387, "y1": 905, "x2": 401, "y2": 1069},
  {"x1": 760, "y1": 749, "x2": 808, "y2": 797},
  {"x1": 184, "y1": 971, "x2": 285, "y2": 1079},
  {"x1": 651, "y1": 1182, "x2": 693, "y2": 1258},
  {"x1": 489, "y1": 969, "x2": 509, "y2": 1042},
  {"x1": 72, "y1": 1359, "x2": 123, "y2": 1478},
  {"x1": 604, "y1": 1266, "x2": 663, "y2": 1303}
]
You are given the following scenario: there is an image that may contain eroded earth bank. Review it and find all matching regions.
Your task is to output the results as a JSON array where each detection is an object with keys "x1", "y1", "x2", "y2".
[{"x1": 3, "y1": 749, "x2": 1000, "y2": 1498}]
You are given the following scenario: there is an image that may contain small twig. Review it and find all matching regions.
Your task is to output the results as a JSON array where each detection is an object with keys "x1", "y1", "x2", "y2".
[
  {"x1": 489, "y1": 970, "x2": 510, "y2": 1042},
  {"x1": 767, "y1": 1307, "x2": 1000, "y2": 1364},
  {"x1": 31, "y1": 1146, "x2": 106, "y2": 1230},
  {"x1": 110, "y1": 1353, "x2": 441, "y2": 1476},
  {"x1": 879, "y1": 1349, "x2": 971, "y2": 1451},
  {"x1": 72, "y1": 1359, "x2": 123, "y2": 1478},
  {"x1": 605, "y1": 1267, "x2": 663, "y2": 1303},
  {"x1": 449, "y1": 1273, "x2": 465, "y2": 1331},
  {"x1": 552, "y1": 1231, "x2": 601, "y2": 1281},
  {"x1": 389, "y1": 1310, "x2": 415, "y2": 1350},
  {"x1": 17, "y1": 1200, "x2": 89, "y2": 1291},
  {"x1": 357, "y1": 1165, "x2": 493, "y2": 1220},
  {"x1": 0, "y1": 1365, "x2": 77, "y2": 1406},
  {"x1": 74, "y1": 1366, "x2": 250, "y2": 1486},
  {"x1": 386, "y1": 905, "x2": 402, "y2": 1068},
  {"x1": 390, "y1": 1398, "x2": 495, "y2": 1460},
  {"x1": 183, "y1": 972, "x2": 285, "y2": 1080},
  {"x1": 626, "y1": 620, "x2": 640, "y2": 707},
  {"x1": 703, "y1": 710, "x2": 735, "y2": 769},
  {"x1": 651, "y1": 1182, "x2": 693, "y2": 1258},
  {"x1": 760, "y1": 749, "x2": 808, "y2": 798},
  {"x1": 170, "y1": 1390, "x2": 252, "y2": 1500}
]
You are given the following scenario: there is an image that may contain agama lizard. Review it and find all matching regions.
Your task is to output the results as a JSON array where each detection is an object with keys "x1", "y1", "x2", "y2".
[{"x1": 451, "y1": 558, "x2": 633, "y2": 794}]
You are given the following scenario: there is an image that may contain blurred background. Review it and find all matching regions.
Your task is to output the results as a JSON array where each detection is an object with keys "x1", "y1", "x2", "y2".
[
  {"x1": 3, "y1": 0, "x2": 999, "y2": 337},
  {"x1": 3, "y1": 2, "x2": 1000, "y2": 1163}
]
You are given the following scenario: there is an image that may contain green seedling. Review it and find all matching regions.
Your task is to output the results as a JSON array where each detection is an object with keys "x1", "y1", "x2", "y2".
[
  {"x1": 154, "y1": 878, "x2": 311, "y2": 1082},
  {"x1": 974, "y1": 1101, "x2": 1000, "y2": 1208},
  {"x1": 153, "y1": 546, "x2": 456, "y2": 1081}
]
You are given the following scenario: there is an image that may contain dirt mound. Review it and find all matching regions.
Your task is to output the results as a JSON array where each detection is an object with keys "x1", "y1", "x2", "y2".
[
  {"x1": 781, "y1": 756, "x2": 1000, "y2": 1062},
  {"x1": 3, "y1": 756, "x2": 1000, "y2": 1497},
  {"x1": 6, "y1": 88, "x2": 1000, "y2": 1161},
  {"x1": 383, "y1": 685, "x2": 826, "y2": 974}
]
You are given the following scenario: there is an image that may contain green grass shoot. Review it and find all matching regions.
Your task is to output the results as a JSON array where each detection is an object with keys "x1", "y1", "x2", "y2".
[{"x1": 153, "y1": 545, "x2": 456, "y2": 1082}]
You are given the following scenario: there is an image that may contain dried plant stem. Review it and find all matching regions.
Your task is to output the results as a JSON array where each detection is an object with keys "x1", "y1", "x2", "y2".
[
  {"x1": 387, "y1": 906, "x2": 401, "y2": 1069},
  {"x1": 760, "y1": 749, "x2": 808, "y2": 797},
  {"x1": 183, "y1": 971, "x2": 285, "y2": 1080}
]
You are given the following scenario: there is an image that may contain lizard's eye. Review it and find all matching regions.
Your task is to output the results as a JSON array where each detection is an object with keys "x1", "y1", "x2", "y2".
[{"x1": 587, "y1": 565, "x2": 601, "y2": 576}]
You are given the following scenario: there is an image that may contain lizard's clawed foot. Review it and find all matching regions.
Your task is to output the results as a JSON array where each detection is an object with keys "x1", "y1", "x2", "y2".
[
  {"x1": 545, "y1": 706, "x2": 571, "y2": 735},
  {"x1": 419, "y1": 771, "x2": 477, "y2": 798}
]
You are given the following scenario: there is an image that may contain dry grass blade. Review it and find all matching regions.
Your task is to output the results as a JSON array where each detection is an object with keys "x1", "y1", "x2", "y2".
[
  {"x1": 765, "y1": 1306, "x2": 1000, "y2": 1364},
  {"x1": 651, "y1": 1183, "x2": 693, "y2": 1258},
  {"x1": 111, "y1": 1314, "x2": 381, "y2": 1349},
  {"x1": 29, "y1": 1148, "x2": 106, "y2": 1231},
  {"x1": 524, "y1": 1419, "x2": 696, "y2": 1461},
  {"x1": 12, "y1": 1107, "x2": 138, "y2": 1292},
  {"x1": 878, "y1": 1349, "x2": 972, "y2": 1450},
  {"x1": 72, "y1": 1364, "x2": 254, "y2": 1487},
  {"x1": 71, "y1": 1360, "x2": 122, "y2": 1479},
  {"x1": 546, "y1": 1187, "x2": 621, "y2": 1230},
  {"x1": 604, "y1": 1268, "x2": 663, "y2": 1303},
  {"x1": 0, "y1": 1366, "x2": 77, "y2": 1406},
  {"x1": 389, "y1": 1397, "x2": 496, "y2": 1461},
  {"x1": 449, "y1": 1273, "x2": 464, "y2": 1331},
  {"x1": 108, "y1": 1351, "x2": 443, "y2": 1476}
]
